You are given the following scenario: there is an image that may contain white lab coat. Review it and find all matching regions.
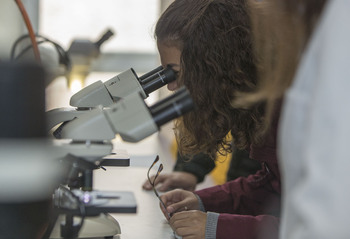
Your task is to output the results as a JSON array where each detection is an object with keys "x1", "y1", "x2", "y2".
[{"x1": 279, "y1": 1, "x2": 350, "y2": 239}]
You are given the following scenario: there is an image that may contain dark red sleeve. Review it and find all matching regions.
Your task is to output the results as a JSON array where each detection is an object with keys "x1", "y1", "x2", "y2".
[
  {"x1": 216, "y1": 213, "x2": 279, "y2": 239},
  {"x1": 195, "y1": 165, "x2": 280, "y2": 239},
  {"x1": 195, "y1": 155, "x2": 280, "y2": 239},
  {"x1": 195, "y1": 103, "x2": 281, "y2": 239},
  {"x1": 195, "y1": 162, "x2": 280, "y2": 216}
]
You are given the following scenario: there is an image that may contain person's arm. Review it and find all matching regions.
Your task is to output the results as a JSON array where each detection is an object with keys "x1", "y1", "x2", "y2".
[
  {"x1": 215, "y1": 213, "x2": 279, "y2": 239},
  {"x1": 174, "y1": 151, "x2": 216, "y2": 183},
  {"x1": 142, "y1": 152, "x2": 215, "y2": 192},
  {"x1": 226, "y1": 147, "x2": 261, "y2": 181},
  {"x1": 195, "y1": 158, "x2": 280, "y2": 239},
  {"x1": 195, "y1": 161, "x2": 280, "y2": 212}
]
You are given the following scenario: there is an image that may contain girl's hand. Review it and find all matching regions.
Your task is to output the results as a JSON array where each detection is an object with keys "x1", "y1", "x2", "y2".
[
  {"x1": 170, "y1": 210, "x2": 207, "y2": 239},
  {"x1": 159, "y1": 189, "x2": 200, "y2": 219},
  {"x1": 142, "y1": 172, "x2": 198, "y2": 192}
]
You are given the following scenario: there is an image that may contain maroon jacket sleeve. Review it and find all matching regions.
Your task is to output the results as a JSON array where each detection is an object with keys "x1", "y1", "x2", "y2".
[
  {"x1": 195, "y1": 162, "x2": 280, "y2": 239},
  {"x1": 216, "y1": 213, "x2": 279, "y2": 239},
  {"x1": 195, "y1": 104, "x2": 281, "y2": 239}
]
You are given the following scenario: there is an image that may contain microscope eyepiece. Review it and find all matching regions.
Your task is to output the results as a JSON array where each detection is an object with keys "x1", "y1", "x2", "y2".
[
  {"x1": 141, "y1": 67, "x2": 176, "y2": 95},
  {"x1": 139, "y1": 66, "x2": 163, "y2": 81},
  {"x1": 149, "y1": 87, "x2": 194, "y2": 127}
]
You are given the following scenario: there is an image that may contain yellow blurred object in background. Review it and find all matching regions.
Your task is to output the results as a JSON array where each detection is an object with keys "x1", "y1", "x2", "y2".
[{"x1": 170, "y1": 134, "x2": 232, "y2": 185}]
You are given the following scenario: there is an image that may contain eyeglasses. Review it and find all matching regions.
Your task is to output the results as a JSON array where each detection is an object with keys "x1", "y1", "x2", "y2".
[{"x1": 147, "y1": 155, "x2": 172, "y2": 219}]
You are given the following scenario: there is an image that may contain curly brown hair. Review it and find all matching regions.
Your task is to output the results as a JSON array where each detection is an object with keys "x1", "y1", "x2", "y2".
[{"x1": 155, "y1": 0, "x2": 266, "y2": 158}]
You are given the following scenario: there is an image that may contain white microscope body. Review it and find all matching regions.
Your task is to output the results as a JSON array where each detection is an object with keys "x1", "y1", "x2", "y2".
[{"x1": 46, "y1": 66, "x2": 193, "y2": 239}]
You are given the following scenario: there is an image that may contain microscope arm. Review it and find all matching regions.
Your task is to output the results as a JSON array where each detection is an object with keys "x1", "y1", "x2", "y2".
[
  {"x1": 46, "y1": 107, "x2": 88, "y2": 130},
  {"x1": 58, "y1": 86, "x2": 194, "y2": 143},
  {"x1": 69, "y1": 66, "x2": 175, "y2": 108},
  {"x1": 69, "y1": 69, "x2": 144, "y2": 108},
  {"x1": 59, "y1": 93, "x2": 157, "y2": 142},
  {"x1": 46, "y1": 107, "x2": 114, "y2": 162}
]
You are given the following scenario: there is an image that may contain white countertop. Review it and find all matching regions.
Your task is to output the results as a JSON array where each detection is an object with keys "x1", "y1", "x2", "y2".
[{"x1": 93, "y1": 156, "x2": 176, "y2": 239}]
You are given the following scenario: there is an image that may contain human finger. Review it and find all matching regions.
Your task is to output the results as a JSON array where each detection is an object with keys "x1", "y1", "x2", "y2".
[
  {"x1": 143, "y1": 174, "x2": 169, "y2": 190},
  {"x1": 170, "y1": 211, "x2": 207, "y2": 239},
  {"x1": 142, "y1": 178, "x2": 153, "y2": 190},
  {"x1": 157, "y1": 177, "x2": 175, "y2": 192},
  {"x1": 160, "y1": 189, "x2": 189, "y2": 213}
]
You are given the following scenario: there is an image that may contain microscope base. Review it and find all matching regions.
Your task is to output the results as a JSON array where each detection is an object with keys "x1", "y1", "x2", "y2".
[{"x1": 50, "y1": 213, "x2": 121, "y2": 239}]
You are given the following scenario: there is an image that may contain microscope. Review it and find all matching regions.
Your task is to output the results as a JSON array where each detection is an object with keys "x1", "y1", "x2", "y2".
[
  {"x1": 66, "y1": 28, "x2": 115, "y2": 89},
  {"x1": 70, "y1": 65, "x2": 175, "y2": 107},
  {"x1": 46, "y1": 66, "x2": 194, "y2": 239},
  {"x1": 47, "y1": 65, "x2": 176, "y2": 129}
]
